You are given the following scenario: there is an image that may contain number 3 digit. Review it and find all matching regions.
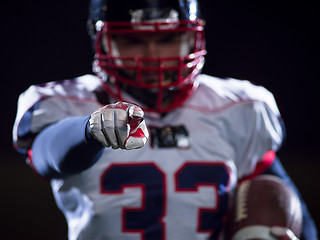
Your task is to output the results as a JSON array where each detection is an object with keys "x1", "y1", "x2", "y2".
[
  {"x1": 101, "y1": 163, "x2": 166, "y2": 240},
  {"x1": 175, "y1": 162, "x2": 230, "y2": 240},
  {"x1": 101, "y1": 162, "x2": 230, "y2": 240}
]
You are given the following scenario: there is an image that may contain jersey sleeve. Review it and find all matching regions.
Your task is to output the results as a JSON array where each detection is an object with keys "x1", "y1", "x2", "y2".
[
  {"x1": 13, "y1": 85, "x2": 68, "y2": 153},
  {"x1": 228, "y1": 81, "x2": 284, "y2": 179},
  {"x1": 191, "y1": 76, "x2": 284, "y2": 179},
  {"x1": 12, "y1": 76, "x2": 102, "y2": 154}
]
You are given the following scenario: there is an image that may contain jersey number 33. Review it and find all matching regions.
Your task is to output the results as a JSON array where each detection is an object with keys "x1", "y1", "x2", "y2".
[{"x1": 100, "y1": 161, "x2": 231, "y2": 240}]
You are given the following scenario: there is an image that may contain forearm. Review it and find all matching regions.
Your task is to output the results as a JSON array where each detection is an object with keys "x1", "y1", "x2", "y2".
[
  {"x1": 31, "y1": 116, "x2": 103, "y2": 179},
  {"x1": 263, "y1": 158, "x2": 318, "y2": 240}
]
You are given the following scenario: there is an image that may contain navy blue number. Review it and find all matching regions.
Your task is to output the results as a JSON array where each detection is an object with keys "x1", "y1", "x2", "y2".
[
  {"x1": 101, "y1": 162, "x2": 230, "y2": 240},
  {"x1": 175, "y1": 163, "x2": 230, "y2": 240},
  {"x1": 101, "y1": 163, "x2": 165, "y2": 240}
]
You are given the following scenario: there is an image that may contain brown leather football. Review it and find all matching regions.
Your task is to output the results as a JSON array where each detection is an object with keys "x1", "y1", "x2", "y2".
[{"x1": 226, "y1": 175, "x2": 302, "y2": 240}]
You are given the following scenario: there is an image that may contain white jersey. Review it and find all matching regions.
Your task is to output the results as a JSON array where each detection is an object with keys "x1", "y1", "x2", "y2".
[{"x1": 13, "y1": 74, "x2": 283, "y2": 240}]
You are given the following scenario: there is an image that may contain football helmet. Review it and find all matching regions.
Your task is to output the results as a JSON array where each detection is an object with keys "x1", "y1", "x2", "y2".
[{"x1": 88, "y1": 0, "x2": 206, "y2": 113}]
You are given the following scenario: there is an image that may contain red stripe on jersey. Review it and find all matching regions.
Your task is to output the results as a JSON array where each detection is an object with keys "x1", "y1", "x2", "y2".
[
  {"x1": 27, "y1": 149, "x2": 50, "y2": 181},
  {"x1": 238, "y1": 151, "x2": 276, "y2": 184}
]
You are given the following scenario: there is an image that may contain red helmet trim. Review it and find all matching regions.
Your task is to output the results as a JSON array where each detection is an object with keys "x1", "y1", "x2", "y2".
[{"x1": 94, "y1": 20, "x2": 206, "y2": 113}]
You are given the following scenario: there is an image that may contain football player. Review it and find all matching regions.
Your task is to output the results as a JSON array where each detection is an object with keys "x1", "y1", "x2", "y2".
[{"x1": 13, "y1": 0, "x2": 318, "y2": 239}]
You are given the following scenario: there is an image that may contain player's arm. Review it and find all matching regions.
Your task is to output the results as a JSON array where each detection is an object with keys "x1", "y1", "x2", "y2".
[
  {"x1": 262, "y1": 158, "x2": 318, "y2": 240},
  {"x1": 31, "y1": 102, "x2": 148, "y2": 179},
  {"x1": 31, "y1": 115, "x2": 102, "y2": 178}
]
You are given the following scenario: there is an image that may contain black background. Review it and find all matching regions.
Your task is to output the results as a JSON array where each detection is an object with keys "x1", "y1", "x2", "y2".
[{"x1": 1, "y1": 0, "x2": 319, "y2": 239}]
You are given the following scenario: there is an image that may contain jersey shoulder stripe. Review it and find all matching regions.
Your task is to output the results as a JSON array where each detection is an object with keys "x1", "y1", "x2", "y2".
[{"x1": 187, "y1": 74, "x2": 280, "y2": 117}]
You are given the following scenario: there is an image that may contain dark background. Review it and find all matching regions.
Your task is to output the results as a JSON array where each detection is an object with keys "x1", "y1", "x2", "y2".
[{"x1": 1, "y1": 0, "x2": 319, "y2": 239}]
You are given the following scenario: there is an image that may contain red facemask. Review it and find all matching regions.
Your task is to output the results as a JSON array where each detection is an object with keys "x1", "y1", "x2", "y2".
[{"x1": 93, "y1": 20, "x2": 206, "y2": 113}]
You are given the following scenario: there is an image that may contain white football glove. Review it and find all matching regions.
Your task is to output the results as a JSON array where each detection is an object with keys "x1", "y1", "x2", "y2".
[
  {"x1": 270, "y1": 226, "x2": 299, "y2": 240},
  {"x1": 230, "y1": 226, "x2": 300, "y2": 240},
  {"x1": 88, "y1": 102, "x2": 149, "y2": 150}
]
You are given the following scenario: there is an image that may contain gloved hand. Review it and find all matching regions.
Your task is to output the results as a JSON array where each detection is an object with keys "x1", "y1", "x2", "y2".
[
  {"x1": 89, "y1": 102, "x2": 149, "y2": 150},
  {"x1": 270, "y1": 226, "x2": 299, "y2": 240}
]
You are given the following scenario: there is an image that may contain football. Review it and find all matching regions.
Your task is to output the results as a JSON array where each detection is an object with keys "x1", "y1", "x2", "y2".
[{"x1": 226, "y1": 175, "x2": 303, "y2": 240}]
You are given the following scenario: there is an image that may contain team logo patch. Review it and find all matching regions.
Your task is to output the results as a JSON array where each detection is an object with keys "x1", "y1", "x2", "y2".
[{"x1": 149, "y1": 125, "x2": 190, "y2": 148}]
